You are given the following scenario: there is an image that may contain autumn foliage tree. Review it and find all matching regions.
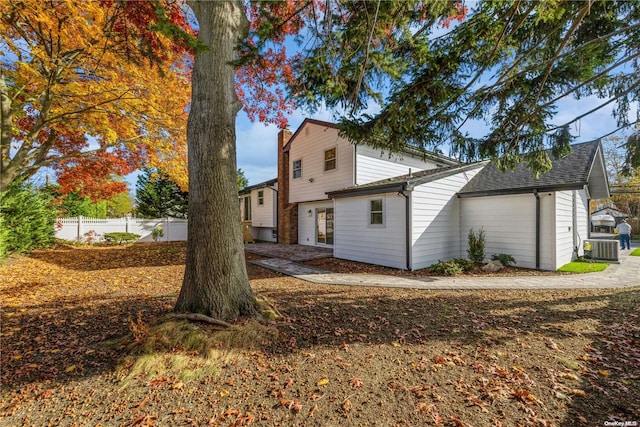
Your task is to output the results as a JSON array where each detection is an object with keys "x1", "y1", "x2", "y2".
[{"x1": 0, "y1": 0, "x2": 192, "y2": 199}]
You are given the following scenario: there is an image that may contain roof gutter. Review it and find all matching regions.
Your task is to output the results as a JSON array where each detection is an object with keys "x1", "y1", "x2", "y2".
[
  {"x1": 398, "y1": 185, "x2": 412, "y2": 270},
  {"x1": 534, "y1": 190, "x2": 540, "y2": 270},
  {"x1": 458, "y1": 182, "x2": 586, "y2": 199}
]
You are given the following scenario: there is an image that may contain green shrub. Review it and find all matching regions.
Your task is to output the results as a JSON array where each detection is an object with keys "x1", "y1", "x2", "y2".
[
  {"x1": 491, "y1": 253, "x2": 516, "y2": 267},
  {"x1": 467, "y1": 227, "x2": 486, "y2": 263},
  {"x1": 151, "y1": 226, "x2": 164, "y2": 242},
  {"x1": 104, "y1": 232, "x2": 140, "y2": 244},
  {"x1": 451, "y1": 258, "x2": 477, "y2": 272},
  {"x1": 429, "y1": 260, "x2": 463, "y2": 276},
  {"x1": 0, "y1": 181, "x2": 56, "y2": 258}
]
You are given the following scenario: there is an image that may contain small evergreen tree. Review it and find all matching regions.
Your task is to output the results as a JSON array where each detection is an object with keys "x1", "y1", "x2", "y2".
[
  {"x1": 135, "y1": 168, "x2": 188, "y2": 219},
  {"x1": 467, "y1": 228, "x2": 486, "y2": 263},
  {"x1": 43, "y1": 186, "x2": 108, "y2": 218},
  {"x1": 0, "y1": 181, "x2": 56, "y2": 257}
]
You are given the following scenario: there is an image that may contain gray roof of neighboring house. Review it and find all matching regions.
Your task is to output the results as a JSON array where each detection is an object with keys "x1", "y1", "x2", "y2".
[
  {"x1": 326, "y1": 162, "x2": 487, "y2": 198},
  {"x1": 592, "y1": 207, "x2": 629, "y2": 218},
  {"x1": 239, "y1": 178, "x2": 277, "y2": 195},
  {"x1": 458, "y1": 140, "x2": 610, "y2": 199}
]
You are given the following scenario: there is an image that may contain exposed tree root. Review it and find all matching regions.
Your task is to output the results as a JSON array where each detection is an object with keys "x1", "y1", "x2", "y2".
[
  {"x1": 256, "y1": 294, "x2": 285, "y2": 320},
  {"x1": 175, "y1": 313, "x2": 232, "y2": 328}
]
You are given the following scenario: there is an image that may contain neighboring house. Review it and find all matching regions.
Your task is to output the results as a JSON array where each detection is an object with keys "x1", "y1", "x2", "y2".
[
  {"x1": 239, "y1": 178, "x2": 278, "y2": 242},
  {"x1": 277, "y1": 119, "x2": 610, "y2": 270},
  {"x1": 591, "y1": 206, "x2": 628, "y2": 232}
]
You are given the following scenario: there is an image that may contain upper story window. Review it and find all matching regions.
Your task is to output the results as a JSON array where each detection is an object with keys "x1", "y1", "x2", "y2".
[
  {"x1": 293, "y1": 159, "x2": 302, "y2": 179},
  {"x1": 257, "y1": 190, "x2": 264, "y2": 205},
  {"x1": 369, "y1": 199, "x2": 384, "y2": 226},
  {"x1": 324, "y1": 147, "x2": 336, "y2": 171}
]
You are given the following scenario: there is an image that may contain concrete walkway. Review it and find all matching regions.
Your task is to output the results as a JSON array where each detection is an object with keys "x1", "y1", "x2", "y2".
[{"x1": 251, "y1": 246, "x2": 640, "y2": 290}]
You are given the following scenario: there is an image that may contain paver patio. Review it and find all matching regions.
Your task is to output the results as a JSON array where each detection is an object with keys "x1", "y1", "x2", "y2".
[{"x1": 250, "y1": 243, "x2": 640, "y2": 290}]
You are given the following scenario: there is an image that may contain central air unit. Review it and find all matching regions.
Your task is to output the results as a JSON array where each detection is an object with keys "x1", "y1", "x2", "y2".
[{"x1": 583, "y1": 240, "x2": 619, "y2": 262}]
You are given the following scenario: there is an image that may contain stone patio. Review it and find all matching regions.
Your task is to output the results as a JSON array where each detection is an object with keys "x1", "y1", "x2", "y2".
[{"x1": 244, "y1": 243, "x2": 333, "y2": 261}]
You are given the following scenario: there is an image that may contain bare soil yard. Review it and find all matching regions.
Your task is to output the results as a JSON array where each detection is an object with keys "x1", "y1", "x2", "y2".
[{"x1": 1, "y1": 242, "x2": 638, "y2": 426}]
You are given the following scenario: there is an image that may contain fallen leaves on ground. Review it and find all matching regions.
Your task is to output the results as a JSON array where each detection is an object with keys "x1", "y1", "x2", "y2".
[{"x1": 1, "y1": 242, "x2": 638, "y2": 426}]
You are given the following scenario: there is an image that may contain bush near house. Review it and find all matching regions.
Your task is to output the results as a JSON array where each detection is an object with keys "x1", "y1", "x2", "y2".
[
  {"x1": 428, "y1": 258, "x2": 476, "y2": 276},
  {"x1": 492, "y1": 253, "x2": 516, "y2": 267},
  {"x1": 467, "y1": 227, "x2": 486, "y2": 263}
]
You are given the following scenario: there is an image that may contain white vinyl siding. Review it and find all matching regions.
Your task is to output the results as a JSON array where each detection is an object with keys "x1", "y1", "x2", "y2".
[
  {"x1": 576, "y1": 190, "x2": 589, "y2": 254},
  {"x1": 355, "y1": 145, "x2": 440, "y2": 185},
  {"x1": 298, "y1": 201, "x2": 334, "y2": 247},
  {"x1": 555, "y1": 189, "x2": 588, "y2": 268},
  {"x1": 289, "y1": 125, "x2": 353, "y2": 203},
  {"x1": 411, "y1": 167, "x2": 483, "y2": 270},
  {"x1": 255, "y1": 228, "x2": 277, "y2": 243},
  {"x1": 555, "y1": 191, "x2": 573, "y2": 268},
  {"x1": 334, "y1": 194, "x2": 406, "y2": 269},
  {"x1": 539, "y1": 192, "x2": 555, "y2": 270},
  {"x1": 461, "y1": 194, "x2": 538, "y2": 269},
  {"x1": 250, "y1": 187, "x2": 277, "y2": 228},
  {"x1": 240, "y1": 184, "x2": 277, "y2": 242}
]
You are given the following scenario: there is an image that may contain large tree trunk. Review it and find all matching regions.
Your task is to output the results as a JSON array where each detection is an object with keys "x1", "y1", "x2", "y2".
[
  {"x1": 175, "y1": 0, "x2": 257, "y2": 320},
  {"x1": 1, "y1": 74, "x2": 16, "y2": 191}
]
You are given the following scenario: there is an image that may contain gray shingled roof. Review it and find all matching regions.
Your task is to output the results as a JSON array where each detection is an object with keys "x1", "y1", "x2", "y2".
[
  {"x1": 327, "y1": 162, "x2": 486, "y2": 198},
  {"x1": 458, "y1": 140, "x2": 609, "y2": 198},
  {"x1": 239, "y1": 178, "x2": 277, "y2": 195}
]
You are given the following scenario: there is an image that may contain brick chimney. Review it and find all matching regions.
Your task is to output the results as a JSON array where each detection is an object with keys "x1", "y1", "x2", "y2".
[{"x1": 277, "y1": 128, "x2": 298, "y2": 244}]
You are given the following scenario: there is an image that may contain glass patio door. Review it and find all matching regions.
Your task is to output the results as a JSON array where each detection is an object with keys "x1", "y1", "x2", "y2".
[{"x1": 316, "y1": 207, "x2": 334, "y2": 245}]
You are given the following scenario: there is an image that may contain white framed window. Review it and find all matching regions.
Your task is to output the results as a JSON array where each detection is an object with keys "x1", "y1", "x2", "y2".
[
  {"x1": 369, "y1": 198, "x2": 384, "y2": 226},
  {"x1": 257, "y1": 190, "x2": 264, "y2": 205},
  {"x1": 293, "y1": 159, "x2": 302, "y2": 179},
  {"x1": 324, "y1": 147, "x2": 336, "y2": 171}
]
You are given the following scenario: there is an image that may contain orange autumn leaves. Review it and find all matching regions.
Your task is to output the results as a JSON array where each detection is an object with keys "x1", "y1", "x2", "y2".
[{"x1": 1, "y1": 0, "x2": 190, "y2": 197}]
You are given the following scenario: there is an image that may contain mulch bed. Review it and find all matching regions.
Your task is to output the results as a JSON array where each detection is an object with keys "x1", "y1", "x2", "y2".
[
  {"x1": 1, "y1": 242, "x2": 638, "y2": 426},
  {"x1": 303, "y1": 257, "x2": 565, "y2": 277}
]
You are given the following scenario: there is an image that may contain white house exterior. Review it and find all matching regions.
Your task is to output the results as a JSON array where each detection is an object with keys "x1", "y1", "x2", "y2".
[
  {"x1": 327, "y1": 164, "x2": 486, "y2": 270},
  {"x1": 278, "y1": 119, "x2": 610, "y2": 271},
  {"x1": 277, "y1": 118, "x2": 457, "y2": 249},
  {"x1": 239, "y1": 178, "x2": 278, "y2": 242},
  {"x1": 458, "y1": 190, "x2": 590, "y2": 270},
  {"x1": 457, "y1": 141, "x2": 608, "y2": 270}
]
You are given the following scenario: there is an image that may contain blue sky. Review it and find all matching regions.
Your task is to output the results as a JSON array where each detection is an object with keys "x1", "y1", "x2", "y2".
[{"x1": 233, "y1": 95, "x2": 637, "y2": 188}]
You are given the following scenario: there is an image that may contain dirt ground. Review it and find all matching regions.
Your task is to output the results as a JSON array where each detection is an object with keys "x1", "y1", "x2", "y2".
[{"x1": 1, "y1": 242, "x2": 639, "y2": 426}]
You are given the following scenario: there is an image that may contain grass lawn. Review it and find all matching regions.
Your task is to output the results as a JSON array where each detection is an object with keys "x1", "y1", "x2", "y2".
[
  {"x1": 631, "y1": 248, "x2": 640, "y2": 256},
  {"x1": 1, "y1": 243, "x2": 638, "y2": 426},
  {"x1": 557, "y1": 260, "x2": 610, "y2": 273}
]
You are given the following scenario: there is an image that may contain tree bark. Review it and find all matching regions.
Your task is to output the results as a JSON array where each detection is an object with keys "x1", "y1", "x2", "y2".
[
  {"x1": 1, "y1": 74, "x2": 16, "y2": 191},
  {"x1": 175, "y1": 0, "x2": 257, "y2": 320}
]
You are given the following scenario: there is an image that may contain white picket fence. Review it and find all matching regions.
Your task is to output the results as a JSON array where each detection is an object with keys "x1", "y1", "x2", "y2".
[{"x1": 55, "y1": 216, "x2": 188, "y2": 242}]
